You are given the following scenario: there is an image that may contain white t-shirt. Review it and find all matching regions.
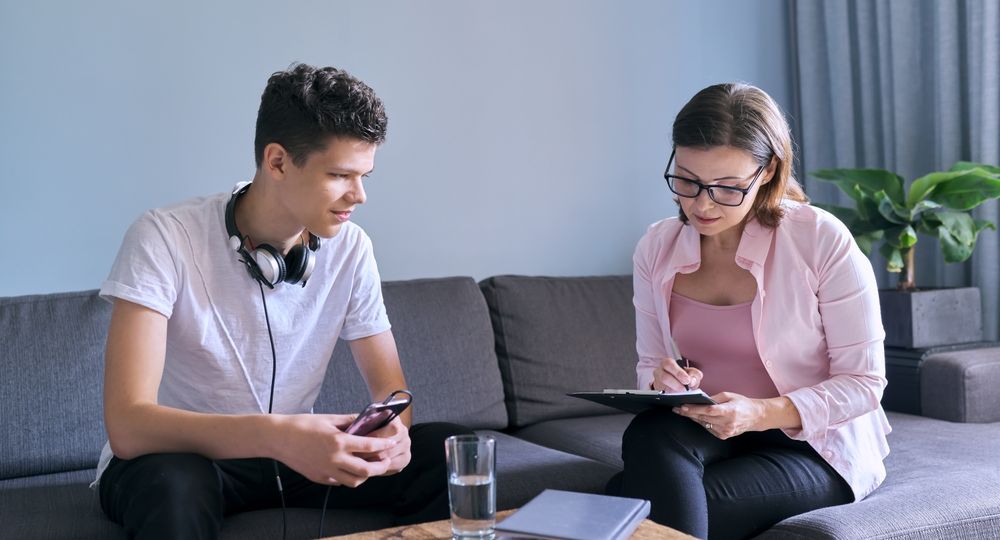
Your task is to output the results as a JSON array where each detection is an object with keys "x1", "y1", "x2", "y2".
[{"x1": 92, "y1": 190, "x2": 391, "y2": 484}]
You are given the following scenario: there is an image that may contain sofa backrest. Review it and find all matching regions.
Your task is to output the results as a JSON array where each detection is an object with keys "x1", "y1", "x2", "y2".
[
  {"x1": 479, "y1": 275, "x2": 638, "y2": 428},
  {"x1": 0, "y1": 291, "x2": 110, "y2": 480},
  {"x1": 314, "y1": 277, "x2": 509, "y2": 430},
  {"x1": 3, "y1": 274, "x2": 639, "y2": 477}
]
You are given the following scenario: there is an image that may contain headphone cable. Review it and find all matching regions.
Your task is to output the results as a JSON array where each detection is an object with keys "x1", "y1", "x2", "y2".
[
  {"x1": 258, "y1": 281, "x2": 287, "y2": 540},
  {"x1": 318, "y1": 485, "x2": 333, "y2": 538},
  {"x1": 262, "y1": 278, "x2": 334, "y2": 540}
]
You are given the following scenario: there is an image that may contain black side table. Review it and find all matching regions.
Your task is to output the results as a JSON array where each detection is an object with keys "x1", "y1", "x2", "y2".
[{"x1": 882, "y1": 341, "x2": 1000, "y2": 414}]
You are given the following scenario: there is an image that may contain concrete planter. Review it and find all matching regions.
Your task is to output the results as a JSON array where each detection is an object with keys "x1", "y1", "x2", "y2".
[{"x1": 878, "y1": 287, "x2": 983, "y2": 348}]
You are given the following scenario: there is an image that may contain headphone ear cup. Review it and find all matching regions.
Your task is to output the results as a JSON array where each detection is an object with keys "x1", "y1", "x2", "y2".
[
  {"x1": 252, "y1": 244, "x2": 286, "y2": 286},
  {"x1": 283, "y1": 244, "x2": 312, "y2": 285}
]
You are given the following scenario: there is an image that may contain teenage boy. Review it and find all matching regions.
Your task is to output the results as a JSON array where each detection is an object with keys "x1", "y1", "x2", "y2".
[{"x1": 95, "y1": 63, "x2": 471, "y2": 539}]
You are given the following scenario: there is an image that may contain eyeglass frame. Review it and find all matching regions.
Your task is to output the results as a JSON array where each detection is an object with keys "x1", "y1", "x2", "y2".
[{"x1": 663, "y1": 148, "x2": 765, "y2": 207}]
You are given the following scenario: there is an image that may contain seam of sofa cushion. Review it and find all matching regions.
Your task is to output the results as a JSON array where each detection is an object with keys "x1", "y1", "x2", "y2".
[
  {"x1": 964, "y1": 362, "x2": 1000, "y2": 422},
  {"x1": 958, "y1": 361, "x2": 973, "y2": 421},
  {"x1": 480, "y1": 279, "x2": 521, "y2": 426},
  {"x1": 0, "y1": 467, "x2": 97, "y2": 488}
]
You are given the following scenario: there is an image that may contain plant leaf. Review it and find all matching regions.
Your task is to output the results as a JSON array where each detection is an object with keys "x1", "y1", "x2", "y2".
[
  {"x1": 878, "y1": 242, "x2": 904, "y2": 272},
  {"x1": 916, "y1": 208, "x2": 944, "y2": 236},
  {"x1": 908, "y1": 199, "x2": 942, "y2": 222},
  {"x1": 928, "y1": 173, "x2": 1000, "y2": 210},
  {"x1": 815, "y1": 202, "x2": 894, "y2": 235},
  {"x1": 882, "y1": 226, "x2": 908, "y2": 247},
  {"x1": 951, "y1": 161, "x2": 1000, "y2": 175},
  {"x1": 897, "y1": 225, "x2": 918, "y2": 249},
  {"x1": 855, "y1": 195, "x2": 897, "y2": 231},
  {"x1": 937, "y1": 225, "x2": 974, "y2": 263},
  {"x1": 935, "y1": 213, "x2": 996, "y2": 263},
  {"x1": 974, "y1": 218, "x2": 997, "y2": 234},
  {"x1": 875, "y1": 191, "x2": 910, "y2": 224},
  {"x1": 811, "y1": 168, "x2": 906, "y2": 205},
  {"x1": 814, "y1": 203, "x2": 860, "y2": 228},
  {"x1": 908, "y1": 170, "x2": 969, "y2": 207},
  {"x1": 936, "y1": 212, "x2": 976, "y2": 244},
  {"x1": 854, "y1": 230, "x2": 884, "y2": 256}
]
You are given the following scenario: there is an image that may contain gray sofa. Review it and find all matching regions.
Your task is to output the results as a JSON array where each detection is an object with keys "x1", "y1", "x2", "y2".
[{"x1": 2, "y1": 275, "x2": 999, "y2": 539}]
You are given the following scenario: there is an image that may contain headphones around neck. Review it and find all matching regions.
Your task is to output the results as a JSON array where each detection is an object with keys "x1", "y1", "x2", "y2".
[{"x1": 225, "y1": 182, "x2": 321, "y2": 288}]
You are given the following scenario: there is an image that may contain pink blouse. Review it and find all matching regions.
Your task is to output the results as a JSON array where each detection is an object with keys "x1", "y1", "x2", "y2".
[
  {"x1": 669, "y1": 292, "x2": 779, "y2": 399},
  {"x1": 633, "y1": 201, "x2": 890, "y2": 501}
]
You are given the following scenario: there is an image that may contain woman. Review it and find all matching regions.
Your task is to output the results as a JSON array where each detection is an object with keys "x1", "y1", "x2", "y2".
[{"x1": 614, "y1": 83, "x2": 891, "y2": 539}]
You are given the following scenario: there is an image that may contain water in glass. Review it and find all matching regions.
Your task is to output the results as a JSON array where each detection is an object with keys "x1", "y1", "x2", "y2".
[{"x1": 448, "y1": 473, "x2": 495, "y2": 537}]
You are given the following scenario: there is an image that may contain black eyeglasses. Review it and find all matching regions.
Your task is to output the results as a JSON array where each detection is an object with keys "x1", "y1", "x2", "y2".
[{"x1": 663, "y1": 149, "x2": 764, "y2": 207}]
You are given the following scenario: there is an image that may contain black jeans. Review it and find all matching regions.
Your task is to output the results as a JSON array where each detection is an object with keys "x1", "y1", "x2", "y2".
[
  {"x1": 99, "y1": 422, "x2": 472, "y2": 540},
  {"x1": 609, "y1": 410, "x2": 852, "y2": 540}
]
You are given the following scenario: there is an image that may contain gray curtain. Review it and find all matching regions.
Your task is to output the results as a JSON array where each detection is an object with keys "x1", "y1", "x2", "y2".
[{"x1": 790, "y1": 0, "x2": 1000, "y2": 341}]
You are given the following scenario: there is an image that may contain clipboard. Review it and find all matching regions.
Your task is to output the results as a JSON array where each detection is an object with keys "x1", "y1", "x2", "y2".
[{"x1": 568, "y1": 389, "x2": 716, "y2": 415}]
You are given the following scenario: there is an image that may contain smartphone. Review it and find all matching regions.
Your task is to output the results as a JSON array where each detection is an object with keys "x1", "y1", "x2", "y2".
[{"x1": 344, "y1": 390, "x2": 412, "y2": 436}]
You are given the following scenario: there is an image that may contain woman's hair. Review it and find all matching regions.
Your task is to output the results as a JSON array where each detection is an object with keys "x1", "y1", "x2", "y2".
[{"x1": 671, "y1": 82, "x2": 807, "y2": 228}]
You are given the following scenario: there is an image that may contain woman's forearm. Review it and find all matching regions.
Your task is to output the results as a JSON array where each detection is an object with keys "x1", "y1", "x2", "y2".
[{"x1": 755, "y1": 396, "x2": 802, "y2": 431}]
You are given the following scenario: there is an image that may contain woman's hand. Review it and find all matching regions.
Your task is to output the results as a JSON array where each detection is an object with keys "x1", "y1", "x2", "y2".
[
  {"x1": 651, "y1": 358, "x2": 703, "y2": 392},
  {"x1": 672, "y1": 392, "x2": 765, "y2": 439}
]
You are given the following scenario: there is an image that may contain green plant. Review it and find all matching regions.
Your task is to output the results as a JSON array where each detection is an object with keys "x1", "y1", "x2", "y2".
[{"x1": 812, "y1": 161, "x2": 1000, "y2": 291}]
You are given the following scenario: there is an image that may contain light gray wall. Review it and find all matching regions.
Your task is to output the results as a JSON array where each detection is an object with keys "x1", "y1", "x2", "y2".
[{"x1": 0, "y1": 0, "x2": 792, "y2": 296}]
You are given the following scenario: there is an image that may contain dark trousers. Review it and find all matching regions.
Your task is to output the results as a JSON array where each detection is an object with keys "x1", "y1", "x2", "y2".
[
  {"x1": 609, "y1": 410, "x2": 853, "y2": 540},
  {"x1": 99, "y1": 422, "x2": 472, "y2": 540}
]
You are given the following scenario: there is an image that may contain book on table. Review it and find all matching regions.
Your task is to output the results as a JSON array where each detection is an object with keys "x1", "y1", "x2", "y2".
[
  {"x1": 495, "y1": 489, "x2": 651, "y2": 540},
  {"x1": 568, "y1": 388, "x2": 716, "y2": 415}
]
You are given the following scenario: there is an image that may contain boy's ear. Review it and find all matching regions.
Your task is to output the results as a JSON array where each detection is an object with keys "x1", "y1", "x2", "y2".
[{"x1": 263, "y1": 143, "x2": 290, "y2": 178}]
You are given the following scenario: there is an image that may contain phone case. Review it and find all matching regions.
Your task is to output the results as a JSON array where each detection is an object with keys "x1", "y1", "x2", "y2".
[{"x1": 345, "y1": 396, "x2": 411, "y2": 436}]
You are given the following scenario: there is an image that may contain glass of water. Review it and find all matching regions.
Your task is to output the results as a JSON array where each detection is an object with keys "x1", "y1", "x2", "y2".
[{"x1": 445, "y1": 435, "x2": 496, "y2": 538}]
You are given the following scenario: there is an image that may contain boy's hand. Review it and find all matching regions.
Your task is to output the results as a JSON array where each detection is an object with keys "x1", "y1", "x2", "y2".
[
  {"x1": 275, "y1": 414, "x2": 395, "y2": 487},
  {"x1": 357, "y1": 416, "x2": 411, "y2": 475}
]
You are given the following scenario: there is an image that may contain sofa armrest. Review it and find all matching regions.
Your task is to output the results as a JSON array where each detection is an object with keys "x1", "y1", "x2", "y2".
[{"x1": 920, "y1": 347, "x2": 1000, "y2": 423}]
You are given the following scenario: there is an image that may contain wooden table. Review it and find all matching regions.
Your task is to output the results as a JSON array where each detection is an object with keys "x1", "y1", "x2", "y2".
[{"x1": 325, "y1": 509, "x2": 696, "y2": 539}]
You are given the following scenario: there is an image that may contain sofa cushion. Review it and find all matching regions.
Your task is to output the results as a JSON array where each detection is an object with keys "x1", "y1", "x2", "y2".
[
  {"x1": 479, "y1": 275, "x2": 638, "y2": 427},
  {"x1": 0, "y1": 483, "x2": 124, "y2": 539},
  {"x1": 315, "y1": 277, "x2": 508, "y2": 429},
  {"x1": 511, "y1": 413, "x2": 633, "y2": 469},
  {"x1": 0, "y1": 432, "x2": 619, "y2": 540},
  {"x1": 0, "y1": 291, "x2": 110, "y2": 480},
  {"x1": 0, "y1": 481, "x2": 392, "y2": 539},
  {"x1": 759, "y1": 412, "x2": 1000, "y2": 539},
  {"x1": 920, "y1": 347, "x2": 1000, "y2": 423},
  {"x1": 479, "y1": 430, "x2": 621, "y2": 511}
]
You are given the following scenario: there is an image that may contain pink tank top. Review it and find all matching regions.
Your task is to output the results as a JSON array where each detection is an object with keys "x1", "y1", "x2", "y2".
[{"x1": 669, "y1": 291, "x2": 779, "y2": 399}]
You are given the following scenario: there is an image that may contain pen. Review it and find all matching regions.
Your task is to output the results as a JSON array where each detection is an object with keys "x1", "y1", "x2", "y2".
[{"x1": 667, "y1": 336, "x2": 690, "y2": 391}]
